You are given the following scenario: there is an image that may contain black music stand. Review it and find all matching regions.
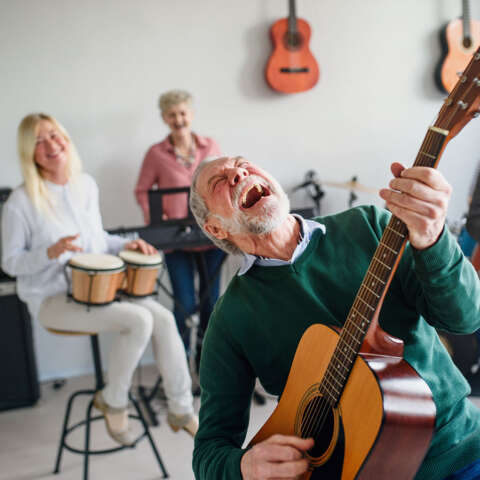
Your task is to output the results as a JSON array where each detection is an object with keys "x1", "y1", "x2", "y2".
[
  {"x1": 148, "y1": 186, "x2": 217, "y2": 355},
  {"x1": 148, "y1": 187, "x2": 195, "y2": 226},
  {"x1": 138, "y1": 188, "x2": 227, "y2": 424}
]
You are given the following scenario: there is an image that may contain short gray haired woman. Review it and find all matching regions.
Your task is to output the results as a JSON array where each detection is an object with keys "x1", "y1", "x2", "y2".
[{"x1": 134, "y1": 90, "x2": 226, "y2": 365}]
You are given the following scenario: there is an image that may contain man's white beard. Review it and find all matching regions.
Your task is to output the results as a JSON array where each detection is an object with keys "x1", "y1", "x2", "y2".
[{"x1": 217, "y1": 175, "x2": 290, "y2": 236}]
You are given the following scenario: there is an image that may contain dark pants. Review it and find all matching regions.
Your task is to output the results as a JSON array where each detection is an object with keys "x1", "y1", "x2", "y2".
[{"x1": 164, "y1": 248, "x2": 225, "y2": 352}]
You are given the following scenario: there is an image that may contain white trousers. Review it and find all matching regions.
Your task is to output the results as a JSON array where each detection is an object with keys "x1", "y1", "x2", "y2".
[{"x1": 38, "y1": 293, "x2": 193, "y2": 414}]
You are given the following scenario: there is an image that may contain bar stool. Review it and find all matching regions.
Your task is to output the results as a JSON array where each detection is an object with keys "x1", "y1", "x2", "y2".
[{"x1": 47, "y1": 328, "x2": 169, "y2": 480}]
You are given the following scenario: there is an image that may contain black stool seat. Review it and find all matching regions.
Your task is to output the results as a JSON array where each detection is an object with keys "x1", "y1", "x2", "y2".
[{"x1": 47, "y1": 329, "x2": 168, "y2": 480}]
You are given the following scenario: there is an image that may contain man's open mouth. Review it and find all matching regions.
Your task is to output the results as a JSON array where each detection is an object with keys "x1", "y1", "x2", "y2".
[{"x1": 240, "y1": 183, "x2": 271, "y2": 209}]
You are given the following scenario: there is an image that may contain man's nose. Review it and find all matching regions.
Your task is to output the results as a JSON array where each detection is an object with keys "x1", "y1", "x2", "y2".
[{"x1": 227, "y1": 167, "x2": 248, "y2": 186}]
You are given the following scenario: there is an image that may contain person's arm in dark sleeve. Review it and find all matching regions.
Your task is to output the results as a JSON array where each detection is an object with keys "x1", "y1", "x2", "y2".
[
  {"x1": 192, "y1": 310, "x2": 255, "y2": 479},
  {"x1": 402, "y1": 225, "x2": 480, "y2": 333}
]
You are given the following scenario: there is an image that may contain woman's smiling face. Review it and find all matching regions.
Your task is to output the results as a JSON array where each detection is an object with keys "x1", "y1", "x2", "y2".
[
  {"x1": 161, "y1": 101, "x2": 193, "y2": 135},
  {"x1": 34, "y1": 120, "x2": 69, "y2": 177}
]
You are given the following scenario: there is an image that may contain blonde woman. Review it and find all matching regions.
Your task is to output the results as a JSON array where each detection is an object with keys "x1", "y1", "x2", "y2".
[
  {"x1": 135, "y1": 90, "x2": 225, "y2": 362},
  {"x1": 1, "y1": 113, "x2": 197, "y2": 445}
]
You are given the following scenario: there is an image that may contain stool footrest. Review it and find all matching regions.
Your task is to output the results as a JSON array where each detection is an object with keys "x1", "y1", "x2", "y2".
[{"x1": 62, "y1": 414, "x2": 147, "y2": 454}]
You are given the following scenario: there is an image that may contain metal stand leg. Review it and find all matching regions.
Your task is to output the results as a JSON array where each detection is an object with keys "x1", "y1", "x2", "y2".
[
  {"x1": 90, "y1": 335, "x2": 105, "y2": 391},
  {"x1": 137, "y1": 375, "x2": 163, "y2": 426}
]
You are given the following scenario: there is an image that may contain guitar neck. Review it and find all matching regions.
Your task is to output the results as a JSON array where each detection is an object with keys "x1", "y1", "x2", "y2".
[
  {"x1": 320, "y1": 127, "x2": 449, "y2": 406},
  {"x1": 288, "y1": 0, "x2": 297, "y2": 33},
  {"x1": 463, "y1": 0, "x2": 472, "y2": 40}
]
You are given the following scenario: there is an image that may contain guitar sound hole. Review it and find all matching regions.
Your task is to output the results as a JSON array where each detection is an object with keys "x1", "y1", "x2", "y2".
[
  {"x1": 283, "y1": 31, "x2": 303, "y2": 50},
  {"x1": 463, "y1": 37, "x2": 473, "y2": 49},
  {"x1": 300, "y1": 396, "x2": 335, "y2": 457}
]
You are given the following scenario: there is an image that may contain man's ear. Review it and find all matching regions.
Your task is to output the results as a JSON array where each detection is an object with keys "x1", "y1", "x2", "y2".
[{"x1": 204, "y1": 217, "x2": 228, "y2": 240}]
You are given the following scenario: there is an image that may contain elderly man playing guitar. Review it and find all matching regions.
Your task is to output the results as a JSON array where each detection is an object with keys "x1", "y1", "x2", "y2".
[{"x1": 189, "y1": 156, "x2": 480, "y2": 480}]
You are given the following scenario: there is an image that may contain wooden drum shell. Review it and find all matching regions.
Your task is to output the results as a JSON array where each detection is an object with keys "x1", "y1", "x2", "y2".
[
  {"x1": 118, "y1": 250, "x2": 162, "y2": 298},
  {"x1": 122, "y1": 265, "x2": 160, "y2": 297},
  {"x1": 68, "y1": 253, "x2": 126, "y2": 306},
  {"x1": 70, "y1": 269, "x2": 124, "y2": 305}
]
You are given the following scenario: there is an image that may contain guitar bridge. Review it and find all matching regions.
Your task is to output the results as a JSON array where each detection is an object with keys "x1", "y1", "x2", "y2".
[{"x1": 280, "y1": 67, "x2": 309, "y2": 73}]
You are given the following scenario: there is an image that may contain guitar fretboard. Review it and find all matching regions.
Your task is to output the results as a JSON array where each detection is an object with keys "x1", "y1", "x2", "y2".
[
  {"x1": 463, "y1": 0, "x2": 472, "y2": 41},
  {"x1": 319, "y1": 128, "x2": 448, "y2": 405},
  {"x1": 288, "y1": 0, "x2": 297, "y2": 33}
]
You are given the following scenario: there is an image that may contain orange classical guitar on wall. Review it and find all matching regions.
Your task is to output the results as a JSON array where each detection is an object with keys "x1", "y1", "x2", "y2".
[
  {"x1": 265, "y1": 0, "x2": 319, "y2": 94},
  {"x1": 436, "y1": 0, "x2": 480, "y2": 93},
  {"x1": 251, "y1": 49, "x2": 480, "y2": 479}
]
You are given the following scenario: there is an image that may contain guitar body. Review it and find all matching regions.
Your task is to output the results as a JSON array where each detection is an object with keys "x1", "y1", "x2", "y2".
[
  {"x1": 435, "y1": 17, "x2": 480, "y2": 93},
  {"x1": 265, "y1": 18, "x2": 319, "y2": 94},
  {"x1": 250, "y1": 324, "x2": 436, "y2": 479}
]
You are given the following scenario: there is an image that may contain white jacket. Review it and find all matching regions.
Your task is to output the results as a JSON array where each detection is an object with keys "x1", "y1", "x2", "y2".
[{"x1": 1, "y1": 173, "x2": 127, "y2": 319}]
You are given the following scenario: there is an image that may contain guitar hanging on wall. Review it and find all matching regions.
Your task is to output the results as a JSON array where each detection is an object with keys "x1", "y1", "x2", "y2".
[
  {"x1": 252, "y1": 48, "x2": 480, "y2": 479},
  {"x1": 435, "y1": 0, "x2": 480, "y2": 93},
  {"x1": 265, "y1": 0, "x2": 319, "y2": 94}
]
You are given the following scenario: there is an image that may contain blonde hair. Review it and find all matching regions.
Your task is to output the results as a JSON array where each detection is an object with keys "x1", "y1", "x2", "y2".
[
  {"x1": 17, "y1": 113, "x2": 83, "y2": 216},
  {"x1": 158, "y1": 90, "x2": 193, "y2": 114}
]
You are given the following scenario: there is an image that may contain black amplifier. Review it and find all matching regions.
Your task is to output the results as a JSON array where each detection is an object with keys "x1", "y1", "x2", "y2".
[{"x1": 0, "y1": 277, "x2": 40, "y2": 410}]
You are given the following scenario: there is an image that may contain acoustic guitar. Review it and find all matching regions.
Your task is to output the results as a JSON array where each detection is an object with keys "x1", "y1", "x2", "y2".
[
  {"x1": 265, "y1": 0, "x2": 319, "y2": 94},
  {"x1": 251, "y1": 48, "x2": 480, "y2": 479},
  {"x1": 436, "y1": 0, "x2": 480, "y2": 93}
]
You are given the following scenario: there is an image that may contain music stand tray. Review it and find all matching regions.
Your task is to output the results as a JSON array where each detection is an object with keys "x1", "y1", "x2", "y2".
[{"x1": 148, "y1": 187, "x2": 196, "y2": 227}]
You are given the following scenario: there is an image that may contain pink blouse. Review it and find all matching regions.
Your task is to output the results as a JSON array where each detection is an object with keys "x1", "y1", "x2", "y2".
[{"x1": 135, "y1": 134, "x2": 221, "y2": 224}]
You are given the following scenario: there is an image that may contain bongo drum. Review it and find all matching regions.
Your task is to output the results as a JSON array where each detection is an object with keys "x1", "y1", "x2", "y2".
[
  {"x1": 68, "y1": 253, "x2": 125, "y2": 305},
  {"x1": 118, "y1": 250, "x2": 162, "y2": 297}
]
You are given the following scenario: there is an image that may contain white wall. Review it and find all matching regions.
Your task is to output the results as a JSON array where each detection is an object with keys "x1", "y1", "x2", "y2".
[{"x1": 2, "y1": 0, "x2": 480, "y2": 380}]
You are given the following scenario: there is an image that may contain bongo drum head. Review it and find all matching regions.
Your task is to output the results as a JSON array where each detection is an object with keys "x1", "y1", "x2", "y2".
[
  {"x1": 119, "y1": 250, "x2": 162, "y2": 267},
  {"x1": 69, "y1": 253, "x2": 125, "y2": 272}
]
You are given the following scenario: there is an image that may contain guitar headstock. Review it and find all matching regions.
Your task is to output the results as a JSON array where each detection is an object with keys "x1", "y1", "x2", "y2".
[{"x1": 435, "y1": 46, "x2": 480, "y2": 140}]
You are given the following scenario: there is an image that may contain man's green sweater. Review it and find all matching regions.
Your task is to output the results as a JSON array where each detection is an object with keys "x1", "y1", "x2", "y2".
[{"x1": 193, "y1": 206, "x2": 480, "y2": 480}]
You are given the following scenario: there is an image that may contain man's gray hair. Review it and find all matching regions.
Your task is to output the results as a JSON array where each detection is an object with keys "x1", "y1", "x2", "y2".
[{"x1": 190, "y1": 159, "x2": 241, "y2": 255}]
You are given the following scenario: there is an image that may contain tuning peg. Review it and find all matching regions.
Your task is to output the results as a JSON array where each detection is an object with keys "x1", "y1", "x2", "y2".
[
  {"x1": 473, "y1": 77, "x2": 480, "y2": 87},
  {"x1": 472, "y1": 111, "x2": 480, "y2": 118},
  {"x1": 458, "y1": 100, "x2": 468, "y2": 109},
  {"x1": 475, "y1": 52, "x2": 480, "y2": 61}
]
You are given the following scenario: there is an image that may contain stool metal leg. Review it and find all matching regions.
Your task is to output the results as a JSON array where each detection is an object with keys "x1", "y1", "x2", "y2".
[
  {"x1": 53, "y1": 391, "x2": 74, "y2": 473},
  {"x1": 52, "y1": 333, "x2": 169, "y2": 478},
  {"x1": 83, "y1": 399, "x2": 95, "y2": 480},
  {"x1": 54, "y1": 390, "x2": 89, "y2": 474},
  {"x1": 130, "y1": 394, "x2": 169, "y2": 478}
]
